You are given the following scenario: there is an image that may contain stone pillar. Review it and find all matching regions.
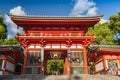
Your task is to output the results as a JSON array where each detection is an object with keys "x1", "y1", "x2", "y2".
[
  {"x1": 67, "y1": 47, "x2": 71, "y2": 62},
  {"x1": 41, "y1": 47, "x2": 44, "y2": 75},
  {"x1": 67, "y1": 46, "x2": 71, "y2": 75},
  {"x1": 40, "y1": 39, "x2": 45, "y2": 75},
  {"x1": 41, "y1": 47, "x2": 44, "y2": 62}
]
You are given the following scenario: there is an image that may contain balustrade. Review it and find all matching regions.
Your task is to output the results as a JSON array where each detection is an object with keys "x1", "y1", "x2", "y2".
[{"x1": 18, "y1": 32, "x2": 94, "y2": 38}]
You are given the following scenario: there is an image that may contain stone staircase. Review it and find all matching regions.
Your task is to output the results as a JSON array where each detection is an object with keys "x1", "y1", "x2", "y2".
[
  {"x1": 0, "y1": 74, "x2": 120, "y2": 80},
  {"x1": 70, "y1": 74, "x2": 120, "y2": 80}
]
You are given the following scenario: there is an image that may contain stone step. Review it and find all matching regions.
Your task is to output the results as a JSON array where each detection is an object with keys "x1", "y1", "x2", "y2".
[
  {"x1": 0, "y1": 75, "x2": 120, "y2": 80},
  {"x1": 70, "y1": 74, "x2": 120, "y2": 80}
]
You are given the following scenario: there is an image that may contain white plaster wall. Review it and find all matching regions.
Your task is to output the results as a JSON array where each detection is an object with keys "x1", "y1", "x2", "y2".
[
  {"x1": 70, "y1": 46, "x2": 76, "y2": 48},
  {"x1": 77, "y1": 46, "x2": 83, "y2": 48},
  {"x1": 36, "y1": 46, "x2": 41, "y2": 48},
  {"x1": 0, "y1": 71, "x2": 3, "y2": 75},
  {"x1": 6, "y1": 61, "x2": 14, "y2": 72},
  {"x1": 61, "y1": 46, "x2": 67, "y2": 48},
  {"x1": 28, "y1": 45, "x2": 34, "y2": 48},
  {"x1": 45, "y1": 46, "x2": 50, "y2": 48},
  {"x1": 52, "y1": 46, "x2": 60, "y2": 48},
  {"x1": 95, "y1": 61, "x2": 104, "y2": 72}
]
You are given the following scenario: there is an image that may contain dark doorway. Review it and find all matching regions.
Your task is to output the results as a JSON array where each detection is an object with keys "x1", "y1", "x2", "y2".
[{"x1": 15, "y1": 62, "x2": 23, "y2": 75}]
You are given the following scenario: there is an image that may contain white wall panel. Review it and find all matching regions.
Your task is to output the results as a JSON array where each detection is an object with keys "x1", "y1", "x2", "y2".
[
  {"x1": 70, "y1": 46, "x2": 76, "y2": 48},
  {"x1": 36, "y1": 46, "x2": 41, "y2": 48},
  {"x1": 28, "y1": 45, "x2": 34, "y2": 48},
  {"x1": 52, "y1": 46, "x2": 60, "y2": 48},
  {"x1": 77, "y1": 46, "x2": 83, "y2": 48},
  {"x1": 45, "y1": 46, "x2": 50, "y2": 48},
  {"x1": 6, "y1": 61, "x2": 14, "y2": 72},
  {"x1": 0, "y1": 71, "x2": 3, "y2": 75},
  {"x1": 61, "y1": 46, "x2": 67, "y2": 48},
  {"x1": 95, "y1": 61, "x2": 104, "y2": 72}
]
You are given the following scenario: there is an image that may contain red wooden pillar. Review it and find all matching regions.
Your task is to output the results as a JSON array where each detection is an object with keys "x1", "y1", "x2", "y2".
[
  {"x1": 103, "y1": 55, "x2": 107, "y2": 74},
  {"x1": 63, "y1": 57, "x2": 66, "y2": 74},
  {"x1": 118, "y1": 56, "x2": 120, "y2": 70},
  {"x1": 64, "y1": 57, "x2": 71, "y2": 75},
  {"x1": 83, "y1": 47, "x2": 88, "y2": 74},
  {"x1": 94, "y1": 62, "x2": 96, "y2": 74},
  {"x1": 44, "y1": 51, "x2": 48, "y2": 75}
]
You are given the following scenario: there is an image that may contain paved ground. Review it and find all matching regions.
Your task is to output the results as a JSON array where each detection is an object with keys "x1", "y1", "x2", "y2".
[{"x1": 0, "y1": 74, "x2": 120, "y2": 80}]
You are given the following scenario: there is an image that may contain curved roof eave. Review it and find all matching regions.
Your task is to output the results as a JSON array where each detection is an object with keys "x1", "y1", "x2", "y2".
[{"x1": 8, "y1": 14, "x2": 103, "y2": 20}]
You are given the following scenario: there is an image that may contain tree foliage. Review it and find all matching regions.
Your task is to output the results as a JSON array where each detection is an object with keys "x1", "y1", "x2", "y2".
[
  {"x1": 0, "y1": 12, "x2": 19, "y2": 45},
  {"x1": 87, "y1": 22, "x2": 115, "y2": 45},
  {"x1": 0, "y1": 12, "x2": 7, "y2": 41},
  {"x1": 109, "y1": 12, "x2": 120, "y2": 44},
  {"x1": 2, "y1": 38, "x2": 19, "y2": 45},
  {"x1": 88, "y1": 62, "x2": 94, "y2": 74},
  {"x1": 46, "y1": 60, "x2": 63, "y2": 75},
  {"x1": 109, "y1": 12, "x2": 120, "y2": 33}
]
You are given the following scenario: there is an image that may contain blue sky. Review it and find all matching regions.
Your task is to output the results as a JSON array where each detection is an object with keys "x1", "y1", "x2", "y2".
[{"x1": 0, "y1": 0, "x2": 120, "y2": 38}]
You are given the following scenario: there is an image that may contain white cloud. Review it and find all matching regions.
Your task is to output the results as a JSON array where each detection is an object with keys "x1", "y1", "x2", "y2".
[
  {"x1": 4, "y1": 6, "x2": 26, "y2": 38},
  {"x1": 7, "y1": 34, "x2": 12, "y2": 39},
  {"x1": 99, "y1": 18, "x2": 109, "y2": 24},
  {"x1": 9, "y1": 6, "x2": 26, "y2": 15},
  {"x1": 4, "y1": 14, "x2": 17, "y2": 37},
  {"x1": 87, "y1": 7, "x2": 97, "y2": 16},
  {"x1": 70, "y1": 0, "x2": 97, "y2": 16},
  {"x1": 70, "y1": 0, "x2": 109, "y2": 25}
]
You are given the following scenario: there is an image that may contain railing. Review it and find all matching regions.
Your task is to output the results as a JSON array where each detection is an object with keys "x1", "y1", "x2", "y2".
[
  {"x1": 26, "y1": 63, "x2": 40, "y2": 66},
  {"x1": 17, "y1": 33, "x2": 95, "y2": 39},
  {"x1": 89, "y1": 45, "x2": 120, "y2": 49}
]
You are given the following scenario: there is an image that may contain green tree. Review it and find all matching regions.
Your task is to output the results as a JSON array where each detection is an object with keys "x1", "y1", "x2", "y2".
[
  {"x1": 2, "y1": 38, "x2": 19, "y2": 45},
  {"x1": 46, "y1": 60, "x2": 63, "y2": 75},
  {"x1": 0, "y1": 12, "x2": 19, "y2": 45},
  {"x1": 0, "y1": 12, "x2": 7, "y2": 41},
  {"x1": 88, "y1": 62, "x2": 94, "y2": 74},
  {"x1": 87, "y1": 22, "x2": 116, "y2": 73},
  {"x1": 109, "y1": 12, "x2": 120, "y2": 44},
  {"x1": 87, "y1": 22, "x2": 115, "y2": 45},
  {"x1": 109, "y1": 12, "x2": 120, "y2": 33}
]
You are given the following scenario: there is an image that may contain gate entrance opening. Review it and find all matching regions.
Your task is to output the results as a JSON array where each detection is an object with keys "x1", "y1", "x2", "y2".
[
  {"x1": 44, "y1": 50, "x2": 67, "y2": 75},
  {"x1": 46, "y1": 60, "x2": 64, "y2": 75}
]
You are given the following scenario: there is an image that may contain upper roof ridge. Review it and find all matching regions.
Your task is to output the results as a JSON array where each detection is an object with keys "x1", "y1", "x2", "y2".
[{"x1": 8, "y1": 14, "x2": 103, "y2": 19}]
